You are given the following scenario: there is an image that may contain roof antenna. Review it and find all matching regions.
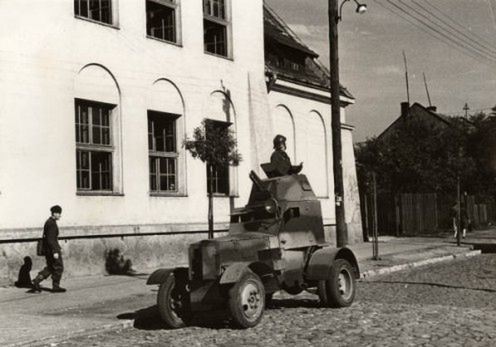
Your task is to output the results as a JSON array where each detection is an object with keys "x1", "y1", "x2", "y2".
[
  {"x1": 423, "y1": 72, "x2": 432, "y2": 107},
  {"x1": 403, "y1": 51, "x2": 410, "y2": 104}
]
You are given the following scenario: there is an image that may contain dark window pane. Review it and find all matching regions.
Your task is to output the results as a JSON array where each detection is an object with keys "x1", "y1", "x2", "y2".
[
  {"x1": 93, "y1": 107, "x2": 101, "y2": 125},
  {"x1": 204, "y1": 20, "x2": 227, "y2": 56},
  {"x1": 93, "y1": 126, "x2": 101, "y2": 144},
  {"x1": 76, "y1": 0, "x2": 112, "y2": 24},
  {"x1": 81, "y1": 126, "x2": 89, "y2": 143},
  {"x1": 159, "y1": 158, "x2": 167, "y2": 174},
  {"x1": 91, "y1": 151, "x2": 112, "y2": 191},
  {"x1": 102, "y1": 128, "x2": 110, "y2": 145},
  {"x1": 147, "y1": 111, "x2": 177, "y2": 154},
  {"x1": 168, "y1": 177, "x2": 176, "y2": 191},
  {"x1": 146, "y1": 0, "x2": 176, "y2": 42},
  {"x1": 160, "y1": 176, "x2": 168, "y2": 191},
  {"x1": 150, "y1": 175, "x2": 157, "y2": 191},
  {"x1": 168, "y1": 159, "x2": 176, "y2": 174},
  {"x1": 81, "y1": 171, "x2": 90, "y2": 189}
]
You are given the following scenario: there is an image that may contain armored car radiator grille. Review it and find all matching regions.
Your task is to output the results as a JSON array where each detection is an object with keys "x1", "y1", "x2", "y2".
[{"x1": 191, "y1": 247, "x2": 202, "y2": 281}]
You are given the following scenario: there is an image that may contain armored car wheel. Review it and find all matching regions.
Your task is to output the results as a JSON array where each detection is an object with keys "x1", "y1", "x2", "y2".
[
  {"x1": 318, "y1": 258, "x2": 356, "y2": 308},
  {"x1": 157, "y1": 273, "x2": 190, "y2": 329},
  {"x1": 228, "y1": 271, "x2": 265, "y2": 328}
]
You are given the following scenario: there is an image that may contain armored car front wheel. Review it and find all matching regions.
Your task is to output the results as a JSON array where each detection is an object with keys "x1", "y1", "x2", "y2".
[
  {"x1": 318, "y1": 258, "x2": 356, "y2": 308},
  {"x1": 157, "y1": 273, "x2": 191, "y2": 329},
  {"x1": 228, "y1": 271, "x2": 265, "y2": 328}
]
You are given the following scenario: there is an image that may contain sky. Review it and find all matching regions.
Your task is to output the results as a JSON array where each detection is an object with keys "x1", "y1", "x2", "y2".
[{"x1": 265, "y1": 0, "x2": 496, "y2": 142}]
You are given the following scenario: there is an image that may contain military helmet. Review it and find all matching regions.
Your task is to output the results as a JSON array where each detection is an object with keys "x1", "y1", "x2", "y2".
[{"x1": 273, "y1": 134, "x2": 287, "y2": 149}]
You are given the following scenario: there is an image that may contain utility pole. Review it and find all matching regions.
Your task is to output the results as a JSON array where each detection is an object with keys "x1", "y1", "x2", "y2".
[
  {"x1": 329, "y1": 0, "x2": 348, "y2": 247},
  {"x1": 463, "y1": 103, "x2": 470, "y2": 119},
  {"x1": 456, "y1": 175, "x2": 461, "y2": 247},
  {"x1": 423, "y1": 72, "x2": 432, "y2": 107},
  {"x1": 403, "y1": 51, "x2": 410, "y2": 105}
]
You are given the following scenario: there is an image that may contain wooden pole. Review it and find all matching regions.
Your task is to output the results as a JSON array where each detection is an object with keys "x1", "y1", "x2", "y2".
[
  {"x1": 329, "y1": 0, "x2": 348, "y2": 247},
  {"x1": 208, "y1": 164, "x2": 214, "y2": 239}
]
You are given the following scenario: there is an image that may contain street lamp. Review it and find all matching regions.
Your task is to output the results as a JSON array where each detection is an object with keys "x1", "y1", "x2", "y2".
[
  {"x1": 329, "y1": 0, "x2": 367, "y2": 247},
  {"x1": 339, "y1": 0, "x2": 367, "y2": 20}
]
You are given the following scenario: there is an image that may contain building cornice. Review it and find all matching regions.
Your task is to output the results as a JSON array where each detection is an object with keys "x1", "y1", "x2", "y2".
[{"x1": 270, "y1": 79, "x2": 355, "y2": 106}]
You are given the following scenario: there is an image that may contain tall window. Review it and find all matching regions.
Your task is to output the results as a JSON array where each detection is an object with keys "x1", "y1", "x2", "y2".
[
  {"x1": 206, "y1": 120, "x2": 230, "y2": 195},
  {"x1": 148, "y1": 111, "x2": 179, "y2": 193},
  {"x1": 203, "y1": 0, "x2": 230, "y2": 57},
  {"x1": 146, "y1": 0, "x2": 178, "y2": 43},
  {"x1": 74, "y1": 0, "x2": 113, "y2": 25},
  {"x1": 75, "y1": 99, "x2": 114, "y2": 191}
]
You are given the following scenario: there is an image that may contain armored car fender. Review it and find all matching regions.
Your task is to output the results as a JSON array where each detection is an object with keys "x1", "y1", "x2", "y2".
[
  {"x1": 305, "y1": 246, "x2": 360, "y2": 281},
  {"x1": 147, "y1": 267, "x2": 188, "y2": 285}
]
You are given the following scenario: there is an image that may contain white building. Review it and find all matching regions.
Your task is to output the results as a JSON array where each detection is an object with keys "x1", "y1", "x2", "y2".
[{"x1": 0, "y1": 0, "x2": 362, "y2": 283}]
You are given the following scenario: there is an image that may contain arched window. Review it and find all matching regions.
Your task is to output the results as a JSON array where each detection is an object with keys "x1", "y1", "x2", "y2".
[
  {"x1": 148, "y1": 79, "x2": 185, "y2": 195},
  {"x1": 204, "y1": 91, "x2": 237, "y2": 196},
  {"x1": 74, "y1": 64, "x2": 121, "y2": 194}
]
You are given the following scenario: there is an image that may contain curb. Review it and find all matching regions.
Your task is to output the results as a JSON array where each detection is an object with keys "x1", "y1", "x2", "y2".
[
  {"x1": 9, "y1": 320, "x2": 134, "y2": 347},
  {"x1": 360, "y1": 249, "x2": 482, "y2": 279}
]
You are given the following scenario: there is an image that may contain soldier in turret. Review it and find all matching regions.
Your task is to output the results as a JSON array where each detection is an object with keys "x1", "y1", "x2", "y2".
[{"x1": 270, "y1": 134, "x2": 303, "y2": 177}]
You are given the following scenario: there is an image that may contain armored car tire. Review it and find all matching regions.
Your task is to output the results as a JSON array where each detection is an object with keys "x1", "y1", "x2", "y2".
[
  {"x1": 318, "y1": 258, "x2": 356, "y2": 308},
  {"x1": 157, "y1": 273, "x2": 191, "y2": 329},
  {"x1": 228, "y1": 271, "x2": 265, "y2": 328}
]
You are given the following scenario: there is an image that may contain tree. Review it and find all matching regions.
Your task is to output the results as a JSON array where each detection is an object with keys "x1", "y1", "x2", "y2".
[
  {"x1": 355, "y1": 116, "x2": 475, "y2": 197},
  {"x1": 184, "y1": 120, "x2": 242, "y2": 239}
]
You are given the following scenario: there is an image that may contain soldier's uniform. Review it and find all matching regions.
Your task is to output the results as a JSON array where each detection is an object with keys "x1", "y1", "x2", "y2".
[
  {"x1": 270, "y1": 134, "x2": 302, "y2": 177},
  {"x1": 32, "y1": 206, "x2": 65, "y2": 292}
]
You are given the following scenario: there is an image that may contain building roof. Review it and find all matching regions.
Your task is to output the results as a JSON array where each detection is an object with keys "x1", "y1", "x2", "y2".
[
  {"x1": 378, "y1": 102, "x2": 474, "y2": 140},
  {"x1": 263, "y1": 3, "x2": 354, "y2": 100}
]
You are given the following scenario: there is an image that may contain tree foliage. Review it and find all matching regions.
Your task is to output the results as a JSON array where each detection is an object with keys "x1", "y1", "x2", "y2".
[
  {"x1": 355, "y1": 114, "x2": 496, "y2": 199},
  {"x1": 183, "y1": 120, "x2": 242, "y2": 168}
]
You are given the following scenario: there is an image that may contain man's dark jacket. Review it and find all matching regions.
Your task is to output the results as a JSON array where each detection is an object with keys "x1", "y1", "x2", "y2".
[
  {"x1": 43, "y1": 217, "x2": 61, "y2": 254},
  {"x1": 270, "y1": 150, "x2": 302, "y2": 177}
]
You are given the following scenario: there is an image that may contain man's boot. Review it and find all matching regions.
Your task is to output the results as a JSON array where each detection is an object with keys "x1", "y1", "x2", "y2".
[
  {"x1": 31, "y1": 275, "x2": 44, "y2": 292},
  {"x1": 52, "y1": 283, "x2": 66, "y2": 293}
]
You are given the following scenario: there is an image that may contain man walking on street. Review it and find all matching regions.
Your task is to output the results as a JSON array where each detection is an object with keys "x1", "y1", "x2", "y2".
[{"x1": 32, "y1": 205, "x2": 66, "y2": 293}]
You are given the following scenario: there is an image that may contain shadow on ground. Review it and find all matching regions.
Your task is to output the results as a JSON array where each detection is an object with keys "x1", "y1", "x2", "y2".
[{"x1": 117, "y1": 297, "x2": 321, "y2": 330}]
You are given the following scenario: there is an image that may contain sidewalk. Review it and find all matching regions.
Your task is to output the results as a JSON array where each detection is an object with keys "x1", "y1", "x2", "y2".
[{"x1": 1, "y1": 230, "x2": 492, "y2": 347}]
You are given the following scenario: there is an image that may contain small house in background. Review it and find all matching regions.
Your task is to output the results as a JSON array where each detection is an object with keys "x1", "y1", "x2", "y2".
[{"x1": 363, "y1": 102, "x2": 487, "y2": 237}]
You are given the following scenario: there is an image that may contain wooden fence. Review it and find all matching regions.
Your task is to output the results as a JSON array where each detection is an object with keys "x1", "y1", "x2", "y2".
[{"x1": 361, "y1": 192, "x2": 495, "y2": 237}]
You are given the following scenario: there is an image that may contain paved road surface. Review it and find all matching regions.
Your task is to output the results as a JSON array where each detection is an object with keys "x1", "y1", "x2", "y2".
[{"x1": 41, "y1": 254, "x2": 496, "y2": 347}]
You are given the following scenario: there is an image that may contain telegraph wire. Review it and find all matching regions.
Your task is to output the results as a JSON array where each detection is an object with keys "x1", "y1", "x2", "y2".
[
  {"x1": 373, "y1": 0, "x2": 493, "y2": 66},
  {"x1": 423, "y1": 0, "x2": 496, "y2": 49},
  {"x1": 394, "y1": 0, "x2": 496, "y2": 62},
  {"x1": 414, "y1": 0, "x2": 496, "y2": 56},
  {"x1": 487, "y1": 0, "x2": 496, "y2": 32}
]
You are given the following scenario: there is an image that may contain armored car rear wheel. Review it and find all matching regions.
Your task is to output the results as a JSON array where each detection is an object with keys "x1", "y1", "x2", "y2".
[
  {"x1": 157, "y1": 274, "x2": 190, "y2": 329},
  {"x1": 318, "y1": 258, "x2": 356, "y2": 308},
  {"x1": 228, "y1": 271, "x2": 265, "y2": 328}
]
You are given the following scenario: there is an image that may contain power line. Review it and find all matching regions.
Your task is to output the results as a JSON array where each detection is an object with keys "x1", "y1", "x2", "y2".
[
  {"x1": 394, "y1": 0, "x2": 496, "y2": 62},
  {"x1": 373, "y1": 0, "x2": 494, "y2": 66},
  {"x1": 414, "y1": 0, "x2": 496, "y2": 56},
  {"x1": 423, "y1": 0, "x2": 496, "y2": 50},
  {"x1": 488, "y1": 0, "x2": 496, "y2": 33}
]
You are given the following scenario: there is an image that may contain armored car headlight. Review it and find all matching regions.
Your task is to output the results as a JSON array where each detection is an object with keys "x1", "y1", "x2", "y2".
[{"x1": 264, "y1": 199, "x2": 278, "y2": 214}]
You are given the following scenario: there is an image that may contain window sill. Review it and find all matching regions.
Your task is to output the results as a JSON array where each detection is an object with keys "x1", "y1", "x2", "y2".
[
  {"x1": 204, "y1": 51, "x2": 233, "y2": 62},
  {"x1": 146, "y1": 35, "x2": 182, "y2": 48},
  {"x1": 74, "y1": 15, "x2": 120, "y2": 30},
  {"x1": 77, "y1": 191, "x2": 124, "y2": 197},
  {"x1": 149, "y1": 192, "x2": 188, "y2": 197},
  {"x1": 207, "y1": 194, "x2": 238, "y2": 198}
]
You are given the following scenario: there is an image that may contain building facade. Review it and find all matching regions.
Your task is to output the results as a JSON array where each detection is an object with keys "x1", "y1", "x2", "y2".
[{"x1": 0, "y1": 0, "x2": 361, "y2": 283}]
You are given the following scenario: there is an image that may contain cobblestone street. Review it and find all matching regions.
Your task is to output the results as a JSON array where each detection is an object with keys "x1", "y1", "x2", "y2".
[{"x1": 44, "y1": 254, "x2": 496, "y2": 347}]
